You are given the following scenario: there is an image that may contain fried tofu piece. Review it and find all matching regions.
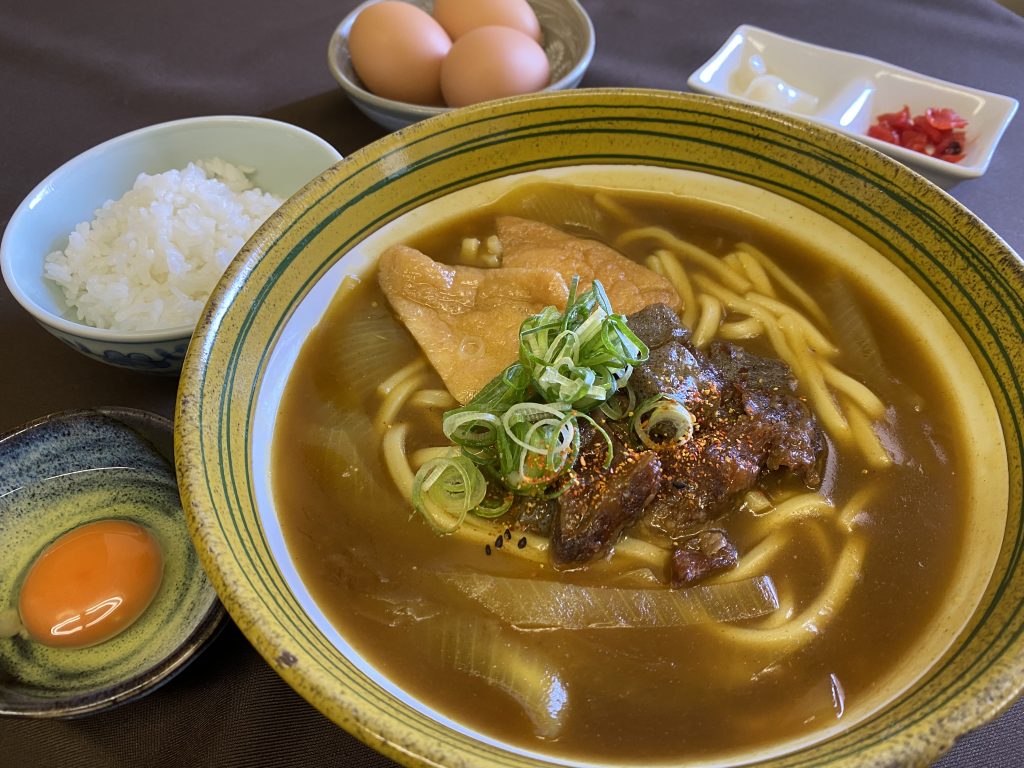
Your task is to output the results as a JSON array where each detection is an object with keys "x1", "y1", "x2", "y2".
[
  {"x1": 378, "y1": 245, "x2": 568, "y2": 404},
  {"x1": 497, "y1": 216, "x2": 680, "y2": 314},
  {"x1": 379, "y1": 219, "x2": 681, "y2": 404}
]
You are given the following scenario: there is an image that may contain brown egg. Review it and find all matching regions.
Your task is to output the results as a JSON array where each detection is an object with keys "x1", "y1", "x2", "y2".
[
  {"x1": 433, "y1": 0, "x2": 542, "y2": 42},
  {"x1": 348, "y1": 1, "x2": 452, "y2": 105},
  {"x1": 440, "y1": 26, "x2": 550, "y2": 108}
]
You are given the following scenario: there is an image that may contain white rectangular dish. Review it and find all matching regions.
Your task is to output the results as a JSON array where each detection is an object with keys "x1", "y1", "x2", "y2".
[{"x1": 687, "y1": 25, "x2": 1018, "y2": 180}]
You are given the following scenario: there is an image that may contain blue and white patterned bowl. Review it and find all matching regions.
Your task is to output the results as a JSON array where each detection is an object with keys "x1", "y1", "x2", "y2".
[{"x1": 0, "y1": 115, "x2": 342, "y2": 374}]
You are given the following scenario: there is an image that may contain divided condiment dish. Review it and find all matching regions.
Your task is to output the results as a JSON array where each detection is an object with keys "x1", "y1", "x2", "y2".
[{"x1": 687, "y1": 24, "x2": 1019, "y2": 181}]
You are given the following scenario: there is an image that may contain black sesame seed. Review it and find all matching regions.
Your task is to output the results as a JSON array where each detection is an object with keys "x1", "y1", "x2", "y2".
[
  {"x1": 517, "y1": 537, "x2": 527, "y2": 549},
  {"x1": 494, "y1": 535, "x2": 503, "y2": 549},
  {"x1": 485, "y1": 544, "x2": 492, "y2": 555},
  {"x1": 504, "y1": 528, "x2": 512, "y2": 541}
]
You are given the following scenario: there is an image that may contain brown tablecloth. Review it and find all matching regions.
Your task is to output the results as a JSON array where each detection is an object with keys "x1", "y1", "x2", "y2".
[{"x1": 2, "y1": 0, "x2": 1023, "y2": 765}]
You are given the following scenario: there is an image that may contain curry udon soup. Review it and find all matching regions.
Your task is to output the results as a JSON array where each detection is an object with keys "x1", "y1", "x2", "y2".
[{"x1": 272, "y1": 175, "x2": 1003, "y2": 762}]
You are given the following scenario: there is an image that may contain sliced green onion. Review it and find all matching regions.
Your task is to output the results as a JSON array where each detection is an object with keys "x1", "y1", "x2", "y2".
[
  {"x1": 519, "y1": 278, "x2": 650, "y2": 411},
  {"x1": 632, "y1": 394, "x2": 696, "y2": 449},
  {"x1": 416, "y1": 278, "x2": 653, "y2": 532},
  {"x1": 599, "y1": 384, "x2": 636, "y2": 421},
  {"x1": 499, "y1": 403, "x2": 580, "y2": 492},
  {"x1": 412, "y1": 456, "x2": 488, "y2": 534},
  {"x1": 443, "y1": 410, "x2": 502, "y2": 453},
  {"x1": 501, "y1": 402, "x2": 572, "y2": 454},
  {"x1": 473, "y1": 484, "x2": 515, "y2": 518}
]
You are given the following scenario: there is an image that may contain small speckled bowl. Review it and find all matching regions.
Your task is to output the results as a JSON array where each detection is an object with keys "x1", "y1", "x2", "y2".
[
  {"x1": 176, "y1": 90, "x2": 1024, "y2": 766},
  {"x1": 328, "y1": 0, "x2": 595, "y2": 131},
  {"x1": 0, "y1": 116, "x2": 342, "y2": 375},
  {"x1": 0, "y1": 408, "x2": 226, "y2": 717}
]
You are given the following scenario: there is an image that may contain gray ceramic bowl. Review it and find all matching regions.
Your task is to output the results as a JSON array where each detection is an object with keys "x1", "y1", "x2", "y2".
[
  {"x1": 327, "y1": 0, "x2": 595, "y2": 131},
  {"x1": 0, "y1": 407, "x2": 226, "y2": 717},
  {"x1": 0, "y1": 116, "x2": 342, "y2": 374}
]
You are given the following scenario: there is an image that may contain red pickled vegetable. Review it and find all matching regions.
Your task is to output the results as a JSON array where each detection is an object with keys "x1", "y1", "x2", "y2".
[
  {"x1": 867, "y1": 105, "x2": 969, "y2": 163},
  {"x1": 912, "y1": 115, "x2": 944, "y2": 144},
  {"x1": 900, "y1": 128, "x2": 929, "y2": 153},
  {"x1": 934, "y1": 131, "x2": 967, "y2": 160},
  {"x1": 877, "y1": 105, "x2": 912, "y2": 131},
  {"x1": 925, "y1": 107, "x2": 969, "y2": 131},
  {"x1": 867, "y1": 124, "x2": 899, "y2": 144}
]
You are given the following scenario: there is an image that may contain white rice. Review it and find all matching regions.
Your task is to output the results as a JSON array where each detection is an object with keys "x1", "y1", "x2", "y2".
[{"x1": 43, "y1": 158, "x2": 283, "y2": 332}]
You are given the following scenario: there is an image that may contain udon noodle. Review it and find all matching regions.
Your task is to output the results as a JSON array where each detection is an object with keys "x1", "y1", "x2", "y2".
[
  {"x1": 273, "y1": 181, "x2": 970, "y2": 760},
  {"x1": 375, "y1": 217, "x2": 878, "y2": 661}
]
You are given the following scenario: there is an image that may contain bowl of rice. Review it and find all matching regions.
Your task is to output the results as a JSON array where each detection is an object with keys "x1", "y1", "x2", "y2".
[{"x1": 0, "y1": 115, "x2": 342, "y2": 373}]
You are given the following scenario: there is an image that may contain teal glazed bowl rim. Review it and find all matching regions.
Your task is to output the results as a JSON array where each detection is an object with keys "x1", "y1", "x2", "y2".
[
  {"x1": 176, "y1": 88, "x2": 1024, "y2": 767},
  {"x1": 0, "y1": 407, "x2": 228, "y2": 718}
]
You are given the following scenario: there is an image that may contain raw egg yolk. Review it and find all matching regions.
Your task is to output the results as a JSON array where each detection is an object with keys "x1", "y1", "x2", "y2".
[{"x1": 18, "y1": 519, "x2": 164, "y2": 648}]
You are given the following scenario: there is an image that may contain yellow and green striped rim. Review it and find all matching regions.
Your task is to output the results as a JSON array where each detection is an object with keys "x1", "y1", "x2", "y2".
[{"x1": 175, "y1": 89, "x2": 1024, "y2": 767}]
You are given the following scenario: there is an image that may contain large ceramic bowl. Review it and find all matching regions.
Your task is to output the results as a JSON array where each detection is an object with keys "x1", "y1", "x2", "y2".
[{"x1": 176, "y1": 89, "x2": 1024, "y2": 766}]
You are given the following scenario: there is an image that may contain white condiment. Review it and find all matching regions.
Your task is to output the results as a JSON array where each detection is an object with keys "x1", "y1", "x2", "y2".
[
  {"x1": 735, "y1": 54, "x2": 819, "y2": 114},
  {"x1": 748, "y1": 53, "x2": 768, "y2": 77},
  {"x1": 743, "y1": 74, "x2": 819, "y2": 114}
]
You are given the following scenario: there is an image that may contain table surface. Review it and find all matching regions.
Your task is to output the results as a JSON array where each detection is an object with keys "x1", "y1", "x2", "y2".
[{"x1": 2, "y1": 0, "x2": 1024, "y2": 765}]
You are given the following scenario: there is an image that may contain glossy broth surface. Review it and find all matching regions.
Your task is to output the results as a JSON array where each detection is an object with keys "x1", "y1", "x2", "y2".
[{"x1": 272, "y1": 183, "x2": 968, "y2": 761}]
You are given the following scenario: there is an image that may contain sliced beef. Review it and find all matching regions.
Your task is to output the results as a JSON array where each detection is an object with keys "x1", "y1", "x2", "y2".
[
  {"x1": 510, "y1": 413, "x2": 641, "y2": 542},
  {"x1": 644, "y1": 418, "x2": 767, "y2": 537},
  {"x1": 669, "y1": 530, "x2": 739, "y2": 587},
  {"x1": 626, "y1": 307, "x2": 827, "y2": 541},
  {"x1": 705, "y1": 341, "x2": 825, "y2": 486},
  {"x1": 625, "y1": 302, "x2": 690, "y2": 348},
  {"x1": 627, "y1": 305, "x2": 721, "y2": 419},
  {"x1": 552, "y1": 449, "x2": 662, "y2": 566},
  {"x1": 707, "y1": 338, "x2": 793, "y2": 391},
  {"x1": 509, "y1": 497, "x2": 557, "y2": 537},
  {"x1": 531, "y1": 303, "x2": 827, "y2": 573},
  {"x1": 630, "y1": 342, "x2": 721, "y2": 418}
]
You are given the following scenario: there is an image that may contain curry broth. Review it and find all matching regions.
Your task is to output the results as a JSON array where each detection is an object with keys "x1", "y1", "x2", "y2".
[{"x1": 272, "y1": 184, "x2": 967, "y2": 761}]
